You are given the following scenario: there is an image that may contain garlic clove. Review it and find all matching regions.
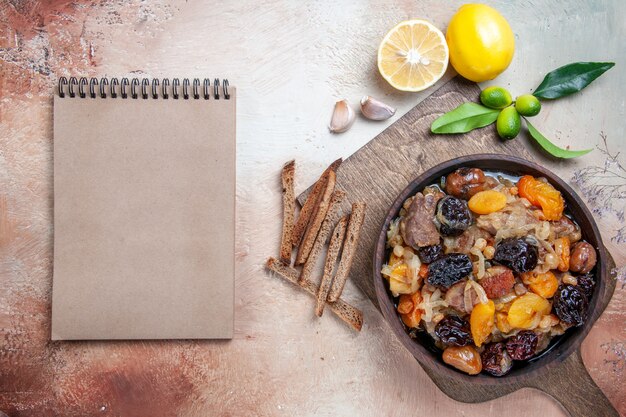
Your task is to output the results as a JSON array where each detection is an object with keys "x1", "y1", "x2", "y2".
[
  {"x1": 360, "y1": 95, "x2": 396, "y2": 121},
  {"x1": 329, "y1": 99, "x2": 356, "y2": 133}
]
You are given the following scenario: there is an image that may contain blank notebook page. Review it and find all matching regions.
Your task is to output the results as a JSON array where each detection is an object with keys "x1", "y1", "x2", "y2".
[{"x1": 52, "y1": 85, "x2": 235, "y2": 340}]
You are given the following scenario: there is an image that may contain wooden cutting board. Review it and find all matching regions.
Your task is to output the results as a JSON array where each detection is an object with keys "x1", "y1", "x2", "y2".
[{"x1": 297, "y1": 76, "x2": 618, "y2": 417}]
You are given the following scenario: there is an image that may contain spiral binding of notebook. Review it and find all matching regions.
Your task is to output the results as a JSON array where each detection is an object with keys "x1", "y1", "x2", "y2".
[{"x1": 57, "y1": 77, "x2": 230, "y2": 100}]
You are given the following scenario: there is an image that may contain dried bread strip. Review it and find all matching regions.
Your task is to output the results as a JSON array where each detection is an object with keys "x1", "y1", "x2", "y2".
[
  {"x1": 295, "y1": 169, "x2": 337, "y2": 265},
  {"x1": 299, "y1": 190, "x2": 346, "y2": 284},
  {"x1": 315, "y1": 215, "x2": 348, "y2": 317},
  {"x1": 327, "y1": 202, "x2": 366, "y2": 302},
  {"x1": 279, "y1": 160, "x2": 296, "y2": 264},
  {"x1": 266, "y1": 257, "x2": 363, "y2": 331},
  {"x1": 291, "y1": 158, "x2": 342, "y2": 248}
]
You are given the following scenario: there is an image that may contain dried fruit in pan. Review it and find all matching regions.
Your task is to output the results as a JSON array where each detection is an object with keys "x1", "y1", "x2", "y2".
[
  {"x1": 427, "y1": 253, "x2": 473, "y2": 289},
  {"x1": 553, "y1": 284, "x2": 589, "y2": 327},
  {"x1": 481, "y1": 342, "x2": 513, "y2": 376},
  {"x1": 436, "y1": 196, "x2": 473, "y2": 236},
  {"x1": 507, "y1": 292, "x2": 551, "y2": 329},
  {"x1": 495, "y1": 312, "x2": 511, "y2": 333},
  {"x1": 493, "y1": 237, "x2": 538, "y2": 273},
  {"x1": 435, "y1": 315, "x2": 473, "y2": 346},
  {"x1": 554, "y1": 237, "x2": 571, "y2": 272},
  {"x1": 505, "y1": 330, "x2": 539, "y2": 360},
  {"x1": 522, "y1": 271, "x2": 558, "y2": 298},
  {"x1": 442, "y1": 346, "x2": 482, "y2": 375},
  {"x1": 569, "y1": 241, "x2": 597, "y2": 274},
  {"x1": 445, "y1": 167, "x2": 495, "y2": 200},
  {"x1": 470, "y1": 300, "x2": 495, "y2": 347},
  {"x1": 417, "y1": 243, "x2": 444, "y2": 263},
  {"x1": 468, "y1": 190, "x2": 507, "y2": 214},
  {"x1": 399, "y1": 291, "x2": 423, "y2": 328},
  {"x1": 517, "y1": 175, "x2": 565, "y2": 220},
  {"x1": 576, "y1": 273, "x2": 596, "y2": 300}
]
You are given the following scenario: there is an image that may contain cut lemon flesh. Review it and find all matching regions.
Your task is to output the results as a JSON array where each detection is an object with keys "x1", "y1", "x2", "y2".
[{"x1": 378, "y1": 20, "x2": 449, "y2": 92}]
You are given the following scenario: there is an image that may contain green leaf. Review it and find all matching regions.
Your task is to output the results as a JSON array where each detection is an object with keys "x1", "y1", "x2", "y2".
[
  {"x1": 533, "y1": 62, "x2": 615, "y2": 99},
  {"x1": 431, "y1": 103, "x2": 500, "y2": 134},
  {"x1": 526, "y1": 120, "x2": 592, "y2": 159}
]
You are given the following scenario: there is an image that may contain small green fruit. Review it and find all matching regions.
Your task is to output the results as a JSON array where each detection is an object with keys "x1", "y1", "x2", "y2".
[
  {"x1": 497, "y1": 106, "x2": 521, "y2": 140},
  {"x1": 480, "y1": 87, "x2": 513, "y2": 109},
  {"x1": 515, "y1": 94, "x2": 542, "y2": 117}
]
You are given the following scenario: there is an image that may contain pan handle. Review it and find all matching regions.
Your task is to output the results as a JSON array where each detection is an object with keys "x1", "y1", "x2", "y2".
[
  {"x1": 527, "y1": 246, "x2": 619, "y2": 417},
  {"x1": 527, "y1": 348, "x2": 618, "y2": 417}
]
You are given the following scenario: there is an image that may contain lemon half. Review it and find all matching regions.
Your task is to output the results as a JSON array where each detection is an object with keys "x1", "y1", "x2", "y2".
[{"x1": 377, "y1": 20, "x2": 449, "y2": 92}]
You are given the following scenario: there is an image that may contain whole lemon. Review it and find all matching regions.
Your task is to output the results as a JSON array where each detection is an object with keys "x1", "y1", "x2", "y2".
[{"x1": 446, "y1": 4, "x2": 515, "y2": 82}]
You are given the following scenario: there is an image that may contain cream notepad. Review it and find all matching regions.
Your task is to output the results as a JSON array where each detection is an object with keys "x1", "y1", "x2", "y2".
[{"x1": 52, "y1": 77, "x2": 235, "y2": 340}]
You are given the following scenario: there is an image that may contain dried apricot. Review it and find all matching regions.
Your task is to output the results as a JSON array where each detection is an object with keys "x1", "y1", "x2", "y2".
[
  {"x1": 442, "y1": 346, "x2": 482, "y2": 375},
  {"x1": 468, "y1": 190, "x2": 508, "y2": 214},
  {"x1": 522, "y1": 271, "x2": 558, "y2": 298},
  {"x1": 391, "y1": 263, "x2": 409, "y2": 281},
  {"x1": 507, "y1": 292, "x2": 551, "y2": 329},
  {"x1": 554, "y1": 237, "x2": 570, "y2": 272},
  {"x1": 495, "y1": 312, "x2": 512, "y2": 333},
  {"x1": 470, "y1": 300, "x2": 495, "y2": 347},
  {"x1": 397, "y1": 294, "x2": 414, "y2": 314},
  {"x1": 400, "y1": 291, "x2": 423, "y2": 328},
  {"x1": 517, "y1": 175, "x2": 564, "y2": 221}
]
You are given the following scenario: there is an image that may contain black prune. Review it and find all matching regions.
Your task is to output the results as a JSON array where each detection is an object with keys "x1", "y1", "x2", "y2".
[
  {"x1": 417, "y1": 244, "x2": 444, "y2": 264},
  {"x1": 427, "y1": 253, "x2": 473, "y2": 289},
  {"x1": 553, "y1": 284, "x2": 588, "y2": 327},
  {"x1": 577, "y1": 273, "x2": 596, "y2": 300},
  {"x1": 505, "y1": 331, "x2": 539, "y2": 360},
  {"x1": 435, "y1": 315, "x2": 473, "y2": 347},
  {"x1": 436, "y1": 196, "x2": 472, "y2": 237},
  {"x1": 481, "y1": 342, "x2": 513, "y2": 377},
  {"x1": 493, "y1": 237, "x2": 538, "y2": 273}
]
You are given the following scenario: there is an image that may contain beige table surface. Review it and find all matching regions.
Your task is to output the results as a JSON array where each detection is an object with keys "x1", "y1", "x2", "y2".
[{"x1": 1, "y1": 1, "x2": 625, "y2": 416}]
